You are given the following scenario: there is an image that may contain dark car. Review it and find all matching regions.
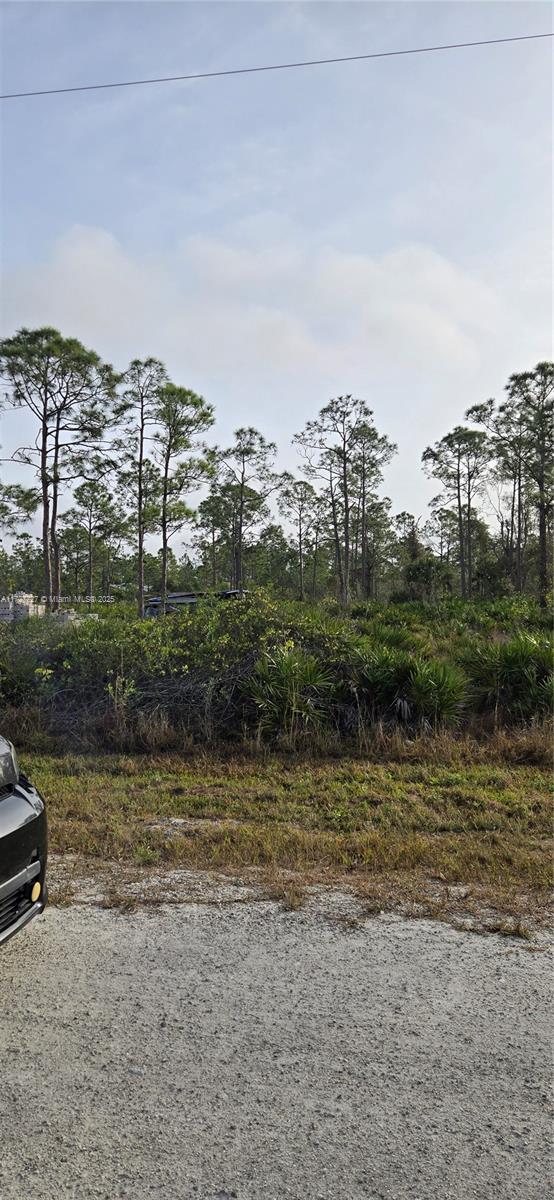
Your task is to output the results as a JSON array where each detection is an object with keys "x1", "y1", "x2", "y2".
[{"x1": 0, "y1": 736, "x2": 47, "y2": 946}]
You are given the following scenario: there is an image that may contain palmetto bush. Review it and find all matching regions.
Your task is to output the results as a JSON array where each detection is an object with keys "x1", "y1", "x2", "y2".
[
  {"x1": 407, "y1": 659, "x2": 468, "y2": 726},
  {"x1": 355, "y1": 620, "x2": 425, "y2": 654},
  {"x1": 354, "y1": 647, "x2": 467, "y2": 727},
  {"x1": 354, "y1": 647, "x2": 415, "y2": 721},
  {"x1": 247, "y1": 645, "x2": 335, "y2": 740},
  {"x1": 463, "y1": 634, "x2": 553, "y2": 723}
]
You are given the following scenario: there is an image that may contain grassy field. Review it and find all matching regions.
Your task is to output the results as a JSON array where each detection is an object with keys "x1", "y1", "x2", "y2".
[{"x1": 26, "y1": 748, "x2": 553, "y2": 925}]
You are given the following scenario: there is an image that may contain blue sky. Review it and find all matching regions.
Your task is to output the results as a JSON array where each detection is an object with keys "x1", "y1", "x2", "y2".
[{"x1": 1, "y1": 0, "x2": 552, "y2": 522}]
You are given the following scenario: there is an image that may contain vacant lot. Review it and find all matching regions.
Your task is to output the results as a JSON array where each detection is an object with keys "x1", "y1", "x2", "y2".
[{"x1": 27, "y1": 751, "x2": 553, "y2": 924}]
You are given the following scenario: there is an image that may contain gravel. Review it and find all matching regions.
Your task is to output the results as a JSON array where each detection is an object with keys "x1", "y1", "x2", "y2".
[{"x1": 0, "y1": 897, "x2": 552, "y2": 1200}]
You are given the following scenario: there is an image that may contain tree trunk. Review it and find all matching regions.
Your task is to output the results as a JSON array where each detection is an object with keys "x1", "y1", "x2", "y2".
[
  {"x1": 137, "y1": 528, "x2": 144, "y2": 616},
  {"x1": 329, "y1": 472, "x2": 344, "y2": 603},
  {"x1": 341, "y1": 448, "x2": 350, "y2": 607},
  {"x1": 236, "y1": 467, "x2": 245, "y2": 591},
  {"x1": 49, "y1": 413, "x2": 62, "y2": 610},
  {"x1": 298, "y1": 513, "x2": 304, "y2": 600},
  {"x1": 311, "y1": 524, "x2": 319, "y2": 601},
  {"x1": 50, "y1": 520, "x2": 61, "y2": 609},
  {"x1": 456, "y1": 457, "x2": 466, "y2": 599},
  {"x1": 507, "y1": 475, "x2": 515, "y2": 586},
  {"x1": 161, "y1": 530, "x2": 169, "y2": 614},
  {"x1": 360, "y1": 451, "x2": 368, "y2": 600},
  {"x1": 160, "y1": 446, "x2": 171, "y2": 614},
  {"x1": 137, "y1": 398, "x2": 145, "y2": 617},
  {"x1": 352, "y1": 497, "x2": 361, "y2": 597},
  {"x1": 538, "y1": 479, "x2": 548, "y2": 608},
  {"x1": 466, "y1": 472, "x2": 473, "y2": 598},
  {"x1": 40, "y1": 419, "x2": 52, "y2": 610},
  {"x1": 230, "y1": 508, "x2": 239, "y2": 589},
  {"x1": 211, "y1": 522, "x2": 217, "y2": 588},
  {"x1": 536, "y1": 408, "x2": 548, "y2": 606},
  {"x1": 87, "y1": 519, "x2": 93, "y2": 610}
]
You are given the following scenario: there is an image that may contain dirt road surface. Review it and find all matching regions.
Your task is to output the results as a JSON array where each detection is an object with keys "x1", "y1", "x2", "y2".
[{"x1": 0, "y1": 898, "x2": 551, "y2": 1200}]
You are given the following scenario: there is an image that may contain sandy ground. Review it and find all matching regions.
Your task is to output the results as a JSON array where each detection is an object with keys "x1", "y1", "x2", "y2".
[{"x1": 0, "y1": 896, "x2": 552, "y2": 1200}]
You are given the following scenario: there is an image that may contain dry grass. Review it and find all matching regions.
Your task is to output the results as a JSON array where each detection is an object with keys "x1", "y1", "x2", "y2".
[
  {"x1": 26, "y1": 750, "x2": 553, "y2": 918},
  {"x1": 266, "y1": 880, "x2": 307, "y2": 911},
  {"x1": 45, "y1": 853, "x2": 552, "y2": 936},
  {"x1": 8, "y1": 710, "x2": 553, "y2": 764}
]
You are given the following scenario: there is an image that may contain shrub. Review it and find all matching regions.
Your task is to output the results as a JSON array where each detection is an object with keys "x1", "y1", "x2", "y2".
[
  {"x1": 353, "y1": 649, "x2": 467, "y2": 727},
  {"x1": 464, "y1": 634, "x2": 553, "y2": 723},
  {"x1": 356, "y1": 619, "x2": 432, "y2": 655},
  {"x1": 0, "y1": 595, "x2": 550, "y2": 745},
  {"x1": 407, "y1": 659, "x2": 468, "y2": 726},
  {"x1": 354, "y1": 647, "x2": 415, "y2": 721},
  {"x1": 247, "y1": 646, "x2": 335, "y2": 740}
]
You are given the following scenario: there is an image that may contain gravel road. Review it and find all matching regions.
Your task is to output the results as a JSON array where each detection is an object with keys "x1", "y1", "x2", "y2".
[{"x1": 0, "y1": 898, "x2": 551, "y2": 1200}]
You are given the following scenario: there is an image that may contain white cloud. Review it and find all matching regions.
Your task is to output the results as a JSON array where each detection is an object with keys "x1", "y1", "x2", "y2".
[
  {"x1": 2, "y1": 221, "x2": 550, "y2": 518},
  {"x1": 2, "y1": 222, "x2": 506, "y2": 379}
]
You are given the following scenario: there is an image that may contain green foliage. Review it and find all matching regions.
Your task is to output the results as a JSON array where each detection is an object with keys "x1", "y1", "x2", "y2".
[
  {"x1": 248, "y1": 645, "x2": 335, "y2": 739},
  {"x1": 355, "y1": 618, "x2": 430, "y2": 655},
  {"x1": 407, "y1": 660, "x2": 468, "y2": 726},
  {"x1": 0, "y1": 595, "x2": 551, "y2": 744},
  {"x1": 463, "y1": 634, "x2": 553, "y2": 722},
  {"x1": 355, "y1": 646, "x2": 414, "y2": 719},
  {"x1": 349, "y1": 646, "x2": 466, "y2": 727},
  {"x1": 1, "y1": 338, "x2": 551, "y2": 613}
]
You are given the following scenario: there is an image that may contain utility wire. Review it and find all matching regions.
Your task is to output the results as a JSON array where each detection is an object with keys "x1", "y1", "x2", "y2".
[{"x1": 1, "y1": 31, "x2": 552, "y2": 101}]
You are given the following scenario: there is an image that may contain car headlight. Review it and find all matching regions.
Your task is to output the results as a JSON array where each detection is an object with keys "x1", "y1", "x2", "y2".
[{"x1": 0, "y1": 740, "x2": 19, "y2": 788}]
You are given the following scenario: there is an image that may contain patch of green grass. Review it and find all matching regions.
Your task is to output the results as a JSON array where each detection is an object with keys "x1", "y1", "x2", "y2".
[{"x1": 25, "y1": 752, "x2": 553, "y2": 893}]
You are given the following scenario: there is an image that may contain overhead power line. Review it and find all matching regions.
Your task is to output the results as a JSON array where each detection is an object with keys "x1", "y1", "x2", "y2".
[{"x1": 0, "y1": 31, "x2": 552, "y2": 101}]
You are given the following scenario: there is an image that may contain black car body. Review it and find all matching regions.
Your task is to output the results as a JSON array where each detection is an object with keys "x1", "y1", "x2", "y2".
[{"x1": 0, "y1": 736, "x2": 47, "y2": 945}]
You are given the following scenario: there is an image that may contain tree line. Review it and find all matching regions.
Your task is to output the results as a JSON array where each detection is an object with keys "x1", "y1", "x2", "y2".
[{"x1": 0, "y1": 327, "x2": 552, "y2": 610}]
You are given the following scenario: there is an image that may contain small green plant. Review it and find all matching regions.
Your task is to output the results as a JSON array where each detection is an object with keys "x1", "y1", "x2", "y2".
[{"x1": 107, "y1": 674, "x2": 136, "y2": 717}]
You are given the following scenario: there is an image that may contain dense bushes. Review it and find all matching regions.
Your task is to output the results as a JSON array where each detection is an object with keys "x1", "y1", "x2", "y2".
[
  {"x1": 462, "y1": 635, "x2": 553, "y2": 723},
  {"x1": 0, "y1": 594, "x2": 551, "y2": 747}
]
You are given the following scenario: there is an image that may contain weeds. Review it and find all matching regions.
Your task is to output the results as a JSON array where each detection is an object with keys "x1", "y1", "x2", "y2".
[
  {"x1": 24, "y1": 752, "x2": 553, "y2": 899},
  {"x1": 266, "y1": 881, "x2": 307, "y2": 911}
]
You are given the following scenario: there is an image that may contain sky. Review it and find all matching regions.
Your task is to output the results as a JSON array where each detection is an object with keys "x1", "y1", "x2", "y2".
[{"x1": 0, "y1": 0, "x2": 552, "y2": 529}]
